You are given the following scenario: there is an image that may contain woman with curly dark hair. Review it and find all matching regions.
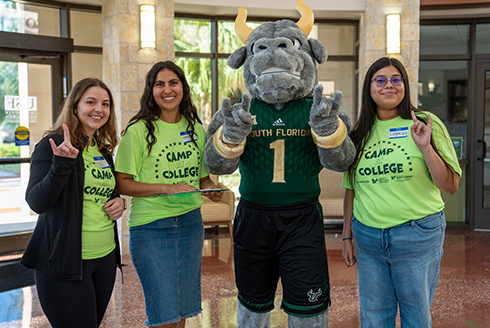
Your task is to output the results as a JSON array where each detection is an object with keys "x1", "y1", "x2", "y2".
[{"x1": 115, "y1": 61, "x2": 223, "y2": 328}]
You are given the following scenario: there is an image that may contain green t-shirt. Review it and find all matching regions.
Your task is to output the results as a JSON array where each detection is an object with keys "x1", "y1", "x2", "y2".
[
  {"x1": 115, "y1": 116, "x2": 208, "y2": 227},
  {"x1": 239, "y1": 98, "x2": 324, "y2": 205},
  {"x1": 81, "y1": 143, "x2": 116, "y2": 260},
  {"x1": 342, "y1": 113, "x2": 462, "y2": 229}
]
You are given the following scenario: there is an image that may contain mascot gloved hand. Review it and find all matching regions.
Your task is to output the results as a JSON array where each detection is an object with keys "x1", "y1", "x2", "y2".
[
  {"x1": 309, "y1": 85, "x2": 343, "y2": 136},
  {"x1": 309, "y1": 86, "x2": 353, "y2": 170},
  {"x1": 221, "y1": 93, "x2": 253, "y2": 145},
  {"x1": 205, "y1": 94, "x2": 253, "y2": 171},
  {"x1": 204, "y1": 1, "x2": 356, "y2": 327}
]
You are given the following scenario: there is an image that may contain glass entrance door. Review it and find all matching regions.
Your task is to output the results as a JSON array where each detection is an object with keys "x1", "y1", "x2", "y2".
[
  {"x1": 473, "y1": 61, "x2": 490, "y2": 229},
  {"x1": 0, "y1": 59, "x2": 54, "y2": 235}
]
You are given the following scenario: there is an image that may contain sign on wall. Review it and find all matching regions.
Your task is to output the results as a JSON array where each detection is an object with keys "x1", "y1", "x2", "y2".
[
  {"x1": 4, "y1": 96, "x2": 38, "y2": 123},
  {"x1": 14, "y1": 126, "x2": 30, "y2": 146}
]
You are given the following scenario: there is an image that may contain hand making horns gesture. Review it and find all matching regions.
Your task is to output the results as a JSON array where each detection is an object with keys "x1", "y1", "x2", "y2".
[
  {"x1": 410, "y1": 111, "x2": 432, "y2": 150},
  {"x1": 49, "y1": 124, "x2": 79, "y2": 159}
]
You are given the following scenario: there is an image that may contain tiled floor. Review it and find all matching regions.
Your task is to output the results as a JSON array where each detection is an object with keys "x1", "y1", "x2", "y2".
[{"x1": 1, "y1": 229, "x2": 490, "y2": 327}]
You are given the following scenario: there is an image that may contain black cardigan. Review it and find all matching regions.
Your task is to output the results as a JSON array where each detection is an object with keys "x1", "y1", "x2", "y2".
[{"x1": 21, "y1": 133, "x2": 122, "y2": 280}]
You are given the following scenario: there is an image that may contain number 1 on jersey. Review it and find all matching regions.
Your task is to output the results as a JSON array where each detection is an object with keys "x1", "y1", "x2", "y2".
[{"x1": 270, "y1": 139, "x2": 285, "y2": 183}]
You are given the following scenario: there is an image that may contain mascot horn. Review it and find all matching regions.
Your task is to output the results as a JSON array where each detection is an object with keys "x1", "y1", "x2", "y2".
[{"x1": 204, "y1": 1, "x2": 356, "y2": 327}]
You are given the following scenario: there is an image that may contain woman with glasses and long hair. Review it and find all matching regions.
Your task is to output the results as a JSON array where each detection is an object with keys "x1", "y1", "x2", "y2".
[
  {"x1": 341, "y1": 57, "x2": 461, "y2": 327},
  {"x1": 115, "y1": 61, "x2": 223, "y2": 328}
]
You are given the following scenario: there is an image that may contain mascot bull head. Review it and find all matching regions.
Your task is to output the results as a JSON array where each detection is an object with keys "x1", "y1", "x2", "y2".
[{"x1": 228, "y1": 0, "x2": 328, "y2": 104}]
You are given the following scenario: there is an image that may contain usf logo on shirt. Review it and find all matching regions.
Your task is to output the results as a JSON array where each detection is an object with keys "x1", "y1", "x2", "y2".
[{"x1": 357, "y1": 139, "x2": 414, "y2": 185}]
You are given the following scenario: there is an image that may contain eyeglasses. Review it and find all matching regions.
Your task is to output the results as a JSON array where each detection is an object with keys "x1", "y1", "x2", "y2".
[{"x1": 371, "y1": 76, "x2": 404, "y2": 87}]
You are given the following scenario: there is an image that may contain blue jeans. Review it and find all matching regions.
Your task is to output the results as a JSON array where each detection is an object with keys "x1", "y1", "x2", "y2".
[
  {"x1": 129, "y1": 208, "x2": 204, "y2": 326},
  {"x1": 352, "y1": 211, "x2": 446, "y2": 328}
]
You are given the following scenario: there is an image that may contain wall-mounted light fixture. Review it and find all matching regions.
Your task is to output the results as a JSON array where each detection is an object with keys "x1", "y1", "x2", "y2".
[
  {"x1": 140, "y1": 4, "x2": 156, "y2": 49},
  {"x1": 428, "y1": 82, "x2": 435, "y2": 92},
  {"x1": 386, "y1": 13, "x2": 401, "y2": 54}
]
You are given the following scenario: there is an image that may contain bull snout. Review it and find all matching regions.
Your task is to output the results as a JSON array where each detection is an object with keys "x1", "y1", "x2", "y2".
[{"x1": 252, "y1": 38, "x2": 295, "y2": 54}]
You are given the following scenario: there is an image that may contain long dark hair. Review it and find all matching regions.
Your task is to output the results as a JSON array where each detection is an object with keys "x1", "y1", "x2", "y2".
[
  {"x1": 348, "y1": 56, "x2": 454, "y2": 186},
  {"x1": 122, "y1": 61, "x2": 202, "y2": 154},
  {"x1": 45, "y1": 78, "x2": 118, "y2": 154}
]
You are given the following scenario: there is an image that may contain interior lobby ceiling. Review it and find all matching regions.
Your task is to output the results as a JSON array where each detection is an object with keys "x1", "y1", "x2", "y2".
[
  {"x1": 58, "y1": 0, "x2": 363, "y2": 20},
  {"x1": 58, "y1": 0, "x2": 490, "y2": 21}
]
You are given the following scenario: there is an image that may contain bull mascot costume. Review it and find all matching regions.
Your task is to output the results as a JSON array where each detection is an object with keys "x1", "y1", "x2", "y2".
[{"x1": 204, "y1": 0, "x2": 356, "y2": 326}]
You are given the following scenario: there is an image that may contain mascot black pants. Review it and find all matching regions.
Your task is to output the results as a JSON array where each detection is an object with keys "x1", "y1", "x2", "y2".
[{"x1": 234, "y1": 198, "x2": 331, "y2": 316}]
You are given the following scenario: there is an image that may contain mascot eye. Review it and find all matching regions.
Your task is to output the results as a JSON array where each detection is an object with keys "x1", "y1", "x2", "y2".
[
  {"x1": 250, "y1": 43, "x2": 255, "y2": 54},
  {"x1": 292, "y1": 39, "x2": 302, "y2": 49}
]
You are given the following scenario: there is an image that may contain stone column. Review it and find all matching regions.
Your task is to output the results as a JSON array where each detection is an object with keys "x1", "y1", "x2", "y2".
[
  {"x1": 358, "y1": 0, "x2": 420, "y2": 110},
  {"x1": 102, "y1": 0, "x2": 175, "y2": 255}
]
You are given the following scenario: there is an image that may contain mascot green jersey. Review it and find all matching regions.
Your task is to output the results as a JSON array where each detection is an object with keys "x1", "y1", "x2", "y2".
[{"x1": 203, "y1": 1, "x2": 356, "y2": 327}]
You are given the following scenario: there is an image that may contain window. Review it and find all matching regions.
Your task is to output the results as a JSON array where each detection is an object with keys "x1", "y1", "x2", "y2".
[
  {"x1": 418, "y1": 60, "x2": 469, "y2": 153},
  {"x1": 69, "y1": 6, "x2": 103, "y2": 87},
  {"x1": 174, "y1": 15, "x2": 358, "y2": 126},
  {"x1": 174, "y1": 56, "x2": 212, "y2": 126},
  {"x1": 476, "y1": 23, "x2": 490, "y2": 54},
  {"x1": 420, "y1": 24, "x2": 470, "y2": 55},
  {"x1": 0, "y1": 0, "x2": 60, "y2": 37},
  {"x1": 419, "y1": 22, "x2": 473, "y2": 224},
  {"x1": 0, "y1": 1, "x2": 102, "y2": 237},
  {"x1": 174, "y1": 17, "x2": 260, "y2": 127}
]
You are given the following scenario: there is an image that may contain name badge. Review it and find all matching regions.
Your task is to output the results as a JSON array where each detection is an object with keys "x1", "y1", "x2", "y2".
[
  {"x1": 389, "y1": 127, "x2": 408, "y2": 139},
  {"x1": 181, "y1": 131, "x2": 197, "y2": 144},
  {"x1": 94, "y1": 156, "x2": 110, "y2": 169}
]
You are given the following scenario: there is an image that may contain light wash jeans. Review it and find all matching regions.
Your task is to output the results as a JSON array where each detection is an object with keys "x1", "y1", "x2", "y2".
[{"x1": 352, "y1": 211, "x2": 446, "y2": 328}]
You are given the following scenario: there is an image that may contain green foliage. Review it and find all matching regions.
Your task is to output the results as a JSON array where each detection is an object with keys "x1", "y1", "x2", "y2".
[
  {"x1": 0, "y1": 142, "x2": 21, "y2": 175},
  {"x1": 0, "y1": 61, "x2": 19, "y2": 128},
  {"x1": 218, "y1": 58, "x2": 246, "y2": 105},
  {"x1": 0, "y1": 163, "x2": 20, "y2": 176},
  {"x1": 216, "y1": 21, "x2": 260, "y2": 110},
  {"x1": 0, "y1": 2, "x2": 26, "y2": 177},
  {"x1": 0, "y1": 142, "x2": 20, "y2": 157},
  {"x1": 174, "y1": 57, "x2": 212, "y2": 125},
  {"x1": 174, "y1": 18, "x2": 259, "y2": 126},
  {"x1": 218, "y1": 21, "x2": 260, "y2": 53},
  {"x1": 174, "y1": 19, "x2": 212, "y2": 124},
  {"x1": 218, "y1": 21, "x2": 242, "y2": 53},
  {"x1": 174, "y1": 18, "x2": 211, "y2": 53},
  {"x1": 0, "y1": 1, "x2": 20, "y2": 33}
]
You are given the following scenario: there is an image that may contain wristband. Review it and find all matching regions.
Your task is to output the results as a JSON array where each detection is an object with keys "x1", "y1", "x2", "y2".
[
  {"x1": 213, "y1": 125, "x2": 246, "y2": 159},
  {"x1": 311, "y1": 118, "x2": 348, "y2": 149},
  {"x1": 342, "y1": 237, "x2": 353, "y2": 241}
]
